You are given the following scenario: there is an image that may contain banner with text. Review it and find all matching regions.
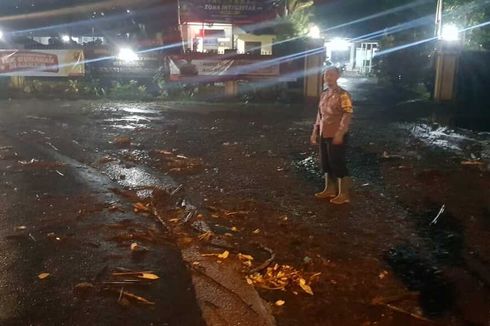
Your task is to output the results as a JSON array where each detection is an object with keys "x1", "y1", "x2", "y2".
[
  {"x1": 179, "y1": 0, "x2": 277, "y2": 24},
  {"x1": 169, "y1": 56, "x2": 280, "y2": 80},
  {"x1": 0, "y1": 50, "x2": 85, "y2": 77}
]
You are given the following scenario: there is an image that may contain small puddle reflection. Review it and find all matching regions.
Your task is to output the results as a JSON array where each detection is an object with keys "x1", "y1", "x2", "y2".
[{"x1": 103, "y1": 162, "x2": 174, "y2": 189}]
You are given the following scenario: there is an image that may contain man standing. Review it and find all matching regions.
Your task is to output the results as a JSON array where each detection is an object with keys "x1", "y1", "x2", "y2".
[{"x1": 310, "y1": 67, "x2": 353, "y2": 204}]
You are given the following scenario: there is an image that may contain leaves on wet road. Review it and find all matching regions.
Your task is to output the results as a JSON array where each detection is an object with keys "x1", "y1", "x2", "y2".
[
  {"x1": 38, "y1": 273, "x2": 50, "y2": 280},
  {"x1": 246, "y1": 264, "x2": 320, "y2": 295}
]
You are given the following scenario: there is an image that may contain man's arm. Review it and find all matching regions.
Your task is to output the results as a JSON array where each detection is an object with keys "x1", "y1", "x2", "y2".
[{"x1": 333, "y1": 92, "x2": 353, "y2": 144}]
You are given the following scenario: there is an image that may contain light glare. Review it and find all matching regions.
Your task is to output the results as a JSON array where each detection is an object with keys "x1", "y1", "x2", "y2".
[
  {"x1": 329, "y1": 38, "x2": 350, "y2": 51},
  {"x1": 308, "y1": 25, "x2": 321, "y2": 39},
  {"x1": 117, "y1": 47, "x2": 138, "y2": 62},
  {"x1": 441, "y1": 24, "x2": 460, "y2": 41}
]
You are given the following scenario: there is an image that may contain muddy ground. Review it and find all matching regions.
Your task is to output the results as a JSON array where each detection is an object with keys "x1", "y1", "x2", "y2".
[{"x1": 0, "y1": 77, "x2": 488, "y2": 325}]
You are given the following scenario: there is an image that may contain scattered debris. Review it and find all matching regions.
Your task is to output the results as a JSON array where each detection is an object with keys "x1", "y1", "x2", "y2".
[
  {"x1": 116, "y1": 289, "x2": 155, "y2": 305},
  {"x1": 111, "y1": 271, "x2": 160, "y2": 281},
  {"x1": 246, "y1": 264, "x2": 320, "y2": 295},
  {"x1": 275, "y1": 300, "x2": 285, "y2": 306},
  {"x1": 170, "y1": 184, "x2": 184, "y2": 196},
  {"x1": 461, "y1": 160, "x2": 485, "y2": 166},
  {"x1": 46, "y1": 142, "x2": 59, "y2": 151},
  {"x1": 378, "y1": 270, "x2": 389, "y2": 279},
  {"x1": 192, "y1": 220, "x2": 211, "y2": 234},
  {"x1": 149, "y1": 149, "x2": 203, "y2": 174},
  {"x1": 112, "y1": 135, "x2": 131, "y2": 147},
  {"x1": 132, "y1": 202, "x2": 151, "y2": 213},
  {"x1": 38, "y1": 273, "x2": 50, "y2": 280},
  {"x1": 202, "y1": 250, "x2": 230, "y2": 260},
  {"x1": 55, "y1": 170, "x2": 64, "y2": 176},
  {"x1": 430, "y1": 204, "x2": 446, "y2": 225},
  {"x1": 198, "y1": 231, "x2": 214, "y2": 241},
  {"x1": 382, "y1": 151, "x2": 405, "y2": 160},
  {"x1": 130, "y1": 242, "x2": 149, "y2": 254},
  {"x1": 73, "y1": 282, "x2": 95, "y2": 298},
  {"x1": 249, "y1": 246, "x2": 275, "y2": 274}
]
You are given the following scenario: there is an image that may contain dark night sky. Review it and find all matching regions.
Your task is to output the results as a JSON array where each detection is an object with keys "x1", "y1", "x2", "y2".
[
  {"x1": 314, "y1": 0, "x2": 436, "y2": 38},
  {"x1": 0, "y1": 0, "x2": 436, "y2": 38}
]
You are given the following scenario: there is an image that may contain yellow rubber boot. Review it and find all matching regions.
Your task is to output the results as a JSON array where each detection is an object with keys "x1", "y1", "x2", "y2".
[
  {"x1": 315, "y1": 174, "x2": 337, "y2": 199},
  {"x1": 330, "y1": 177, "x2": 351, "y2": 204}
]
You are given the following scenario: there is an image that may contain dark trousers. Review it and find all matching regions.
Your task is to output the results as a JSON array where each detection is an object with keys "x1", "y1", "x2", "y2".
[{"x1": 319, "y1": 135, "x2": 349, "y2": 178}]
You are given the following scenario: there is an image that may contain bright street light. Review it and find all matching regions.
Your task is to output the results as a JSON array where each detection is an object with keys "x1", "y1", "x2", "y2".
[
  {"x1": 308, "y1": 25, "x2": 321, "y2": 39},
  {"x1": 329, "y1": 37, "x2": 350, "y2": 51},
  {"x1": 440, "y1": 24, "x2": 460, "y2": 41},
  {"x1": 117, "y1": 47, "x2": 138, "y2": 62},
  {"x1": 61, "y1": 35, "x2": 71, "y2": 43}
]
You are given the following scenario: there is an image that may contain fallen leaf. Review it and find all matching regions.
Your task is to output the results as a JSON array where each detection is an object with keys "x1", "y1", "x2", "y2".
[
  {"x1": 133, "y1": 202, "x2": 150, "y2": 212},
  {"x1": 138, "y1": 273, "x2": 160, "y2": 280},
  {"x1": 252, "y1": 228, "x2": 260, "y2": 234},
  {"x1": 121, "y1": 290, "x2": 155, "y2": 305},
  {"x1": 275, "y1": 300, "x2": 285, "y2": 306},
  {"x1": 38, "y1": 273, "x2": 50, "y2": 280},
  {"x1": 238, "y1": 253, "x2": 254, "y2": 261},
  {"x1": 217, "y1": 250, "x2": 229, "y2": 259},
  {"x1": 198, "y1": 231, "x2": 213, "y2": 241},
  {"x1": 231, "y1": 226, "x2": 238, "y2": 232},
  {"x1": 298, "y1": 278, "x2": 314, "y2": 295}
]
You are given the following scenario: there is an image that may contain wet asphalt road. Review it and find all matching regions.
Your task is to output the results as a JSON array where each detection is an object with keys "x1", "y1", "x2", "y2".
[
  {"x1": 0, "y1": 102, "x2": 204, "y2": 325},
  {"x1": 0, "y1": 77, "x2": 488, "y2": 325}
]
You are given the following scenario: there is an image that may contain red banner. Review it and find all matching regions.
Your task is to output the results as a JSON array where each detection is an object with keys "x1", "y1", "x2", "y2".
[
  {"x1": 0, "y1": 50, "x2": 85, "y2": 77},
  {"x1": 169, "y1": 55, "x2": 280, "y2": 81}
]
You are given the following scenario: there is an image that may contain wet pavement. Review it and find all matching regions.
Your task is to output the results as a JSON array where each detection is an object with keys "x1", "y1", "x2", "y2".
[{"x1": 0, "y1": 77, "x2": 488, "y2": 325}]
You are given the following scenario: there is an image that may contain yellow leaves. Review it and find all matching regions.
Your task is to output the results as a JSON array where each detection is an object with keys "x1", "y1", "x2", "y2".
[
  {"x1": 275, "y1": 300, "x2": 286, "y2": 306},
  {"x1": 120, "y1": 290, "x2": 155, "y2": 305},
  {"x1": 202, "y1": 250, "x2": 230, "y2": 260},
  {"x1": 246, "y1": 264, "x2": 320, "y2": 295},
  {"x1": 111, "y1": 271, "x2": 160, "y2": 281},
  {"x1": 238, "y1": 253, "x2": 254, "y2": 261},
  {"x1": 38, "y1": 273, "x2": 50, "y2": 280},
  {"x1": 138, "y1": 273, "x2": 160, "y2": 280},
  {"x1": 198, "y1": 231, "x2": 213, "y2": 241},
  {"x1": 299, "y1": 278, "x2": 314, "y2": 295},
  {"x1": 133, "y1": 202, "x2": 151, "y2": 213},
  {"x1": 238, "y1": 253, "x2": 254, "y2": 268},
  {"x1": 217, "y1": 250, "x2": 230, "y2": 259}
]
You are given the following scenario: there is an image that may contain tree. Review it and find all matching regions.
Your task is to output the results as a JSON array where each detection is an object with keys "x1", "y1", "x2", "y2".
[
  {"x1": 444, "y1": 0, "x2": 490, "y2": 49},
  {"x1": 274, "y1": 0, "x2": 314, "y2": 40}
]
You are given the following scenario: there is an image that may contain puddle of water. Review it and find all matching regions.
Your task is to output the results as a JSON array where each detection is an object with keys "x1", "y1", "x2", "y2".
[
  {"x1": 401, "y1": 123, "x2": 490, "y2": 159},
  {"x1": 385, "y1": 245, "x2": 454, "y2": 317},
  {"x1": 293, "y1": 155, "x2": 322, "y2": 180},
  {"x1": 103, "y1": 162, "x2": 174, "y2": 189},
  {"x1": 110, "y1": 124, "x2": 140, "y2": 130},
  {"x1": 104, "y1": 115, "x2": 157, "y2": 123},
  {"x1": 120, "y1": 106, "x2": 159, "y2": 114}
]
